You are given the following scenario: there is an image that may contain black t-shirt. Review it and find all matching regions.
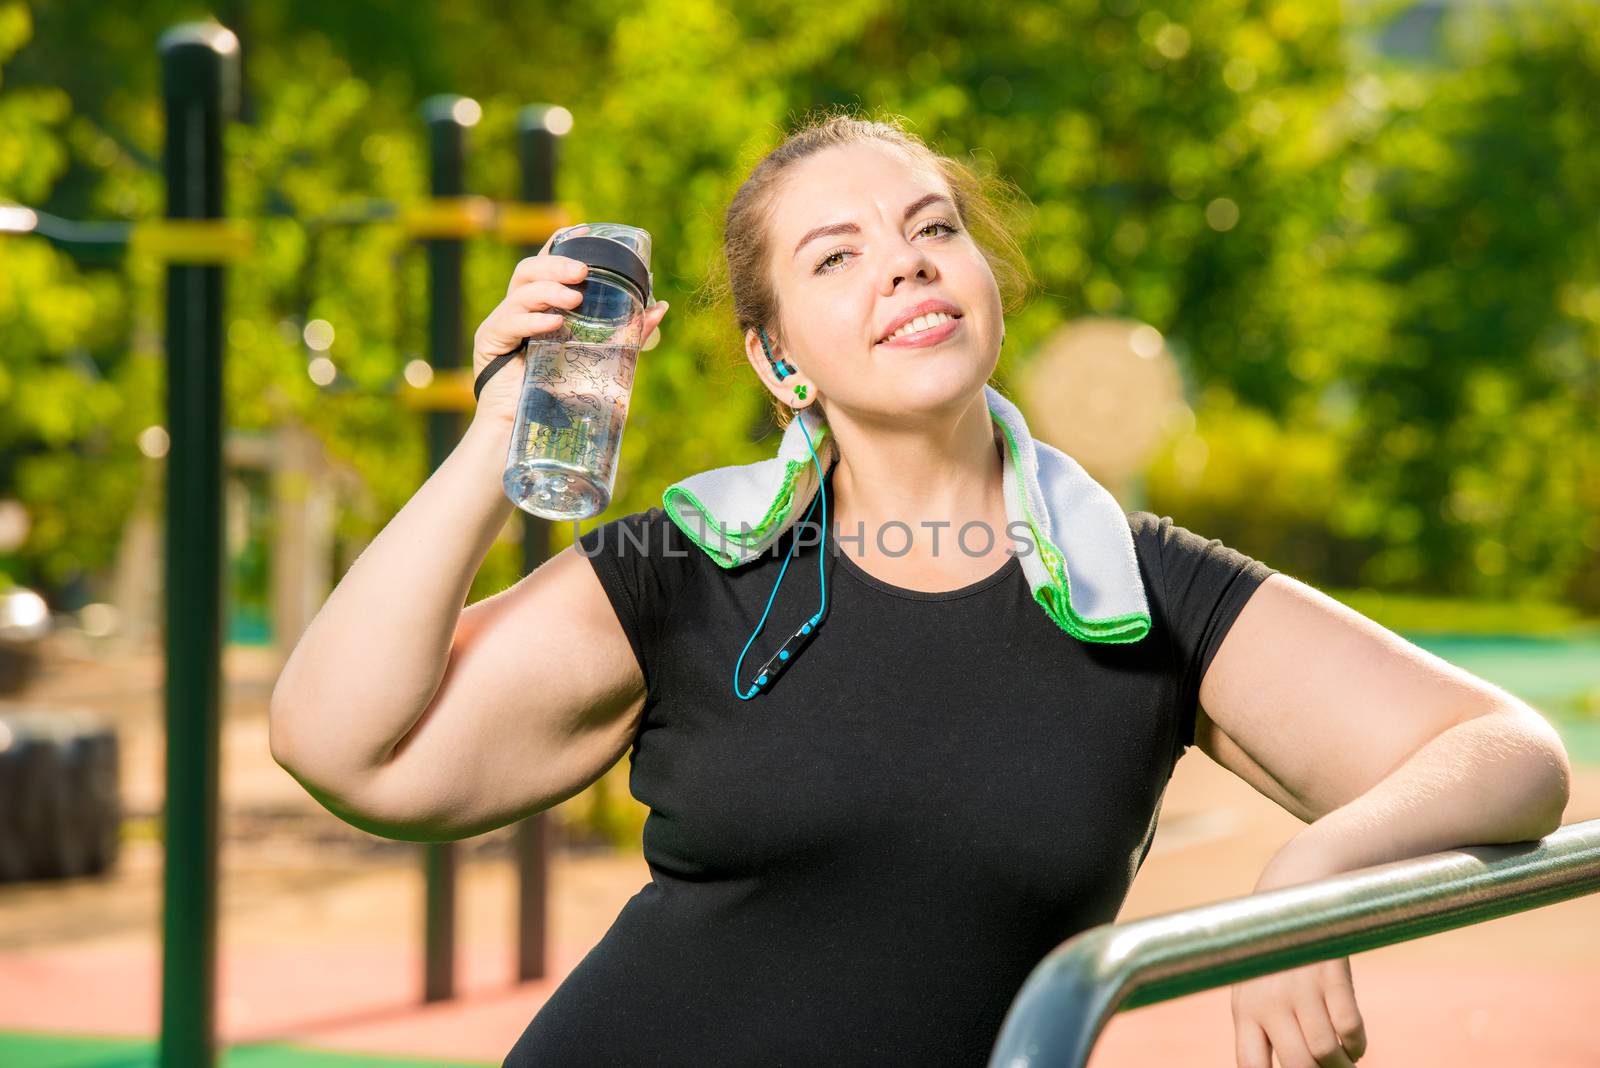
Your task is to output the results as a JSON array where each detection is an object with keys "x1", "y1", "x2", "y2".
[{"x1": 504, "y1": 462, "x2": 1277, "y2": 1067}]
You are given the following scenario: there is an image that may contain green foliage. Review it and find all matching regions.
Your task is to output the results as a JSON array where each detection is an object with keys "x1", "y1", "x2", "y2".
[
  {"x1": 1326, "y1": 1, "x2": 1600, "y2": 606},
  {"x1": 1, "y1": 0, "x2": 1597, "y2": 628},
  {"x1": 0, "y1": 2, "x2": 140, "y2": 587},
  {"x1": 1142, "y1": 384, "x2": 1377, "y2": 585},
  {"x1": 553, "y1": 760, "x2": 650, "y2": 851},
  {"x1": 1321, "y1": 587, "x2": 1596, "y2": 638}
]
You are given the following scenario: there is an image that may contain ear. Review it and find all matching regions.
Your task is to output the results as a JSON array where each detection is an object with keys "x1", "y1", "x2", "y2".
[
  {"x1": 744, "y1": 325, "x2": 818, "y2": 410},
  {"x1": 743, "y1": 326, "x2": 788, "y2": 393},
  {"x1": 742, "y1": 326, "x2": 769, "y2": 379}
]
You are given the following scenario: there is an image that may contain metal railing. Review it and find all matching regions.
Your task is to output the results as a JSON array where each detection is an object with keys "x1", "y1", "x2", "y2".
[{"x1": 987, "y1": 817, "x2": 1600, "y2": 1067}]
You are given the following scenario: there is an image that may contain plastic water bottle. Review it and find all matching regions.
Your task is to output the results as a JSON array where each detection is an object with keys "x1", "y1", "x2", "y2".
[{"x1": 502, "y1": 223, "x2": 652, "y2": 520}]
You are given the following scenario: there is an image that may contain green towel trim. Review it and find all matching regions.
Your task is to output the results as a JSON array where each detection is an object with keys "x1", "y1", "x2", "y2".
[
  {"x1": 661, "y1": 424, "x2": 832, "y2": 568},
  {"x1": 989, "y1": 412, "x2": 1150, "y2": 644}
]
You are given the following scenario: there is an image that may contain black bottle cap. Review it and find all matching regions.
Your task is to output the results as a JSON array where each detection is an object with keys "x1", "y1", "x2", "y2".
[{"x1": 550, "y1": 235, "x2": 651, "y2": 304}]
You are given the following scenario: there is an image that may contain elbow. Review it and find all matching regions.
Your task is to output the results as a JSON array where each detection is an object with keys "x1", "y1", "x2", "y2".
[
  {"x1": 266, "y1": 687, "x2": 364, "y2": 816},
  {"x1": 266, "y1": 717, "x2": 456, "y2": 844},
  {"x1": 268, "y1": 704, "x2": 294, "y2": 773},
  {"x1": 1494, "y1": 703, "x2": 1573, "y2": 840},
  {"x1": 1537, "y1": 738, "x2": 1573, "y2": 836},
  {"x1": 267, "y1": 682, "x2": 306, "y2": 775},
  {"x1": 1527, "y1": 750, "x2": 1572, "y2": 841},
  {"x1": 1524, "y1": 710, "x2": 1572, "y2": 836},
  {"x1": 1515, "y1": 790, "x2": 1568, "y2": 844},
  {"x1": 271, "y1": 739, "x2": 439, "y2": 842}
]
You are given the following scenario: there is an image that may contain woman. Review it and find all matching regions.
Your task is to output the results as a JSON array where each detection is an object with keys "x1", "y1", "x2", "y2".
[{"x1": 269, "y1": 113, "x2": 1572, "y2": 1068}]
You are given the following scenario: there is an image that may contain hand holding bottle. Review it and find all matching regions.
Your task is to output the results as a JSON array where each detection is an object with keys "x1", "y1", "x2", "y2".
[{"x1": 470, "y1": 232, "x2": 669, "y2": 433}]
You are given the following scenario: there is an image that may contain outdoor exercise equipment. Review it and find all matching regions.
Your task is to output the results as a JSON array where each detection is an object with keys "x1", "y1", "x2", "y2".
[{"x1": 1, "y1": 17, "x2": 578, "y2": 1066}]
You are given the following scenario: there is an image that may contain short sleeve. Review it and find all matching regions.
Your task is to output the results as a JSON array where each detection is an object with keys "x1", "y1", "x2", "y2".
[
  {"x1": 1127, "y1": 512, "x2": 1279, "y2": 757},
  {"x1": 576, "y1": 506, "x2": 700, "y2": 694}
]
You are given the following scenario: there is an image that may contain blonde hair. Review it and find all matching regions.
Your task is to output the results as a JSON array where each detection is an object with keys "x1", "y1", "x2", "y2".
[{"x1": 701, "y1": 106, "x2": 1036, "y2": 431}]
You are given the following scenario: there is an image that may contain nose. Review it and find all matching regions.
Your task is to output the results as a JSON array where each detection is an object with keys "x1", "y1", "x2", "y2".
[{"x1": 880, "y1": 236, "x2": 938, "y2": 293}]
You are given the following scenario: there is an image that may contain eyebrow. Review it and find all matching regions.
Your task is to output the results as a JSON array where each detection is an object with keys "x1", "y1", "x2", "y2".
[{"x1": 790, "y1": 192, "x2": 954, "y2": 261}]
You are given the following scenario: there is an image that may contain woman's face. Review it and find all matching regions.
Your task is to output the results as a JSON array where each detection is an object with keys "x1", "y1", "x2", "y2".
[{"x1": 749, "y1": 141, "x2": 1005, "y2": 425}]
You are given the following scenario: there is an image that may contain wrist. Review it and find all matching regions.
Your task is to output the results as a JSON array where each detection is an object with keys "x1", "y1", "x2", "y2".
[
  {"x1": 463, "y1": 409, "x2": 514, "y2": 458},
  {"x1": 457, "y1": 413, "x2": 517, "y2": 512}
]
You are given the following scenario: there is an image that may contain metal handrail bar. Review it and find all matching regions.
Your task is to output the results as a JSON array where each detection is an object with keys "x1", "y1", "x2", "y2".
[{"x1": 987, "y1": 818, "x2": 1600, "y2": 1067}]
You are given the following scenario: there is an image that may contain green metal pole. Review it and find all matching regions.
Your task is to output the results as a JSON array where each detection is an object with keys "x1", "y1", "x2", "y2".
[
  {"x1": 157, "y1": 21, "x2": 239, "y2": 1068},
  {"x1": 419, "y1": 93, "x2": 475, "y2": 1004},
  {"x1": 512, "y1": 104, "x2": 567, "y2": 983}
]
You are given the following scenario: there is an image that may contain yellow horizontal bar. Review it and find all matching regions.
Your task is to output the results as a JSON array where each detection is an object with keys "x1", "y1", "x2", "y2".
[
  {"x1": 130, "y1": 219, "x2": 254, "y2": 263},
  {"x1": 400, "y1": 196, "x2": 497, "y2": 239},
  {"x1": 121, "y1": 200, "x2": 585, "y2": 261},
  {"x1": 495, "y1": 202, "x2": 574, "y2": 244},
  {"x1": 401, "y1": 369, "x2": 475, "y2": 411}
]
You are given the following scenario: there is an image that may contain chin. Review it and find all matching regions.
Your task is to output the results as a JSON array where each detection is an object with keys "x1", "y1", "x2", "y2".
[{"x1": 880, "y1": 362, "x2": 992, "y2": 415}]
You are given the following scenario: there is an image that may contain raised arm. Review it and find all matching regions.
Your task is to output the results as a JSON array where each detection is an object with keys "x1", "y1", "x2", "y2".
[{"x1": 269, "y1": 248, "x2": 670, "y2": 841}]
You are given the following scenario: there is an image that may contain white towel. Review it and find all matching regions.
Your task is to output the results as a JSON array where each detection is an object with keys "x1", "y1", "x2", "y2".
[{"x1": 660, "y1": 383, "x2": 1151, "y2": 643}]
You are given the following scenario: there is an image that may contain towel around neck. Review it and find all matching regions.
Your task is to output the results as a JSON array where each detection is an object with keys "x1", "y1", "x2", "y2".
[{"x1": 659, "y1": 384, "x2": 1151, "y2": 644}]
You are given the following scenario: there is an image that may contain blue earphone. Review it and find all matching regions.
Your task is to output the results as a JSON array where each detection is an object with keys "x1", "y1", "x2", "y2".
[{"x1": 734, "y1": 327, "x2": 830, "y2": 700}]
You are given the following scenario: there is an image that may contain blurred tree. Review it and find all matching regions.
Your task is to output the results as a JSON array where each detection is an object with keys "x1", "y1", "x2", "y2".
[
  {"x1": 1, "y1": 0, "x2": 1596, "y2": 621},
  {"x1": 0, "y1": 1, "x2": 135, "y2": 594},
  {"x1": 1339, "y1": 0, "x2": 1600, "y2": 605}
]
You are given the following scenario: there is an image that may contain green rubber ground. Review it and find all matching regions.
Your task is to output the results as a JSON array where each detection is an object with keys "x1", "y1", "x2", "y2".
[{"x1": 0, "y1": 1031, "x2": 493, "y2": 1068}]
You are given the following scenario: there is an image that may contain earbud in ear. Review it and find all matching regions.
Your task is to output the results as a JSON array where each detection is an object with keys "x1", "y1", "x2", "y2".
[{"x1": 758, "y1": 325, "x2": 796, "y2": 381}]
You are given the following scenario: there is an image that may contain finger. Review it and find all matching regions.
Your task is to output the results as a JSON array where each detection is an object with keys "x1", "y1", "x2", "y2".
[
  {"x1": 1260, "y1": 1012, "x2": 1318, "y2": 1068},
  {"x1": 1235, "y1": 1017, "x2": 1272, "y2": 1068},
  {"x1": 1294, "y1": 998, "x2": 1357, "y2": 1068},
  {"x1": 1323, "y1": 975, "x2": 1367, "y2": 1061},
  {"x1": 506, "y1": 279, "x2": 587, "y2": 315},
  {"x1": 551, "y1": 223, "x2": 590, "y2": 247},
  {"x1": 532, "y1": 222, "x2": 589, "y2": 260},
  {"x1": 475, "y1": 311, "x2": 566, "y2": 361},
  {"x1": 506, "y1": 254, "x2": 589, "y2": 295},
  {"x1": 629, "y1": 301, "x2": 671, "y2": 353}
]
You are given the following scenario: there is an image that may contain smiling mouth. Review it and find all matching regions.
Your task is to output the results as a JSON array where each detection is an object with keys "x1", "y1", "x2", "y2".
[{"x1": 877, "y1": 313, "x2": 964, "y2": 345}]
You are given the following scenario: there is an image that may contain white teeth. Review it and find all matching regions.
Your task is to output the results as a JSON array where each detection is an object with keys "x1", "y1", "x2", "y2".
[{"x1": 885, "y1": 311, "x2": 953, "y2": 342}]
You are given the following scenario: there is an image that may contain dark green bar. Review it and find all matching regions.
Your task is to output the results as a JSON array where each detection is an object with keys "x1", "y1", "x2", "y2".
[
  {"x1": 512, "y1": 104, "x2": 566, "y2": 983},
  {"x1": 157, "y1": 21, "x2": 240, "y2": 1068},
  {"x1": 422, "y1": 96, "x2": 469, "y2": 470},
  {"x1": 418, "y1": 93, "x2": 474, "y2": 1004}
]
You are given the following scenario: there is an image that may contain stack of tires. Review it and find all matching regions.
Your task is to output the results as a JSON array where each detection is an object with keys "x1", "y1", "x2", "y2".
[{"x1": 0, "y1": 708, "x2": 121, "y2": 882}]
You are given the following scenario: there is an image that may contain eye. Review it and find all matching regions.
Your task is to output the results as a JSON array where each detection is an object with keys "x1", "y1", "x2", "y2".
[
  {"x1": 814, "y1": 247, "x2": 850, "y2": 274},
  {"x1": 811, "y1": 218, "x2": 962, "y2": 276}
]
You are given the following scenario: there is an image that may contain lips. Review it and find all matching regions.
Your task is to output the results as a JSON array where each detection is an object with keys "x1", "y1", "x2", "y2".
[
  {"x1": 878, "y1": 315, "x2": 961, "y2": 350},
  {"x1": 876, "y1": 299, "x2": 963, "y2": 344}
]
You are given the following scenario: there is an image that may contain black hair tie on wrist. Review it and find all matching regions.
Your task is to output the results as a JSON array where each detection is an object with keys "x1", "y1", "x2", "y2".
[{"x1": 473, "y1": 341, "x2": 524, "y2": 402}]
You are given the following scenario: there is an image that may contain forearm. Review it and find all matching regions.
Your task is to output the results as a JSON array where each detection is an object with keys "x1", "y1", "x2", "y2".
[
  {"x1": 1255, "y1": 704, "x2": 1572, "y2": 891},
  {"x1": 270, "y1": 414, "x2": 516, "y2": 780}
]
